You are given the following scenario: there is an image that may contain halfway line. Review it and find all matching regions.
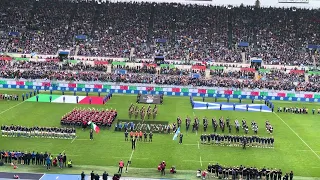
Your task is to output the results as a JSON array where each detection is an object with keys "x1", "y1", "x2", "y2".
[
  {"x1": 274, "y1": 112, "x2": 320, "y2": 160},
  {"x1": 200, "y1": 156, "x2": 203, "y2": 167},
  {"x1": 129, "y1": 150, "x2": 134, "y2": 162},
  {"x1": 198, "y1": 141, "x2": 200, "y2": 149}
]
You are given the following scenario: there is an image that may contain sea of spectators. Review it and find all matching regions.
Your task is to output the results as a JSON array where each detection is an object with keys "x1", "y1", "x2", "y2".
[
  {"x1": 1, "y1": 0, "x2": 320, "y2": 65},
  {"x1": 1, "y1": 68, "x2": 318, "y2": 91},
  {"x1": 210, "y1": 70, "x2": 255, "y2": 79},
  {"x1": 0, "y1": 150, "x2": 72, "y2": 169},
  {"x1": 1, "y1": 60, "x2": 320, "y2": 91},
  {"x1": 0, "y1": 61, "x2": 108, "y2": 72}
]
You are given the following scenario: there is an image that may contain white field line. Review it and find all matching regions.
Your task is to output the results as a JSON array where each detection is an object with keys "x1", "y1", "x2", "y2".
[
  {"x1": 129, "y1": 150, "x2": 135, "y2": 162},
  {"x1": 71, "y1": 136, "x2": 77, "y2": 143},
  {"x1": 39, "y1": 174, "x2": 45, "y2": 180},
  {"x1": 274, "y1": 112, "x2": 320, "y2": 161},
  {"x1": 184, "y1": 144, "x2": 198, "y2": 146},
  {"x1": 297, "y1": 150, "x2": 320, "y2": 153},
  {"x1": 0, "y1": 101, "x2": 25, "y2": 115}
]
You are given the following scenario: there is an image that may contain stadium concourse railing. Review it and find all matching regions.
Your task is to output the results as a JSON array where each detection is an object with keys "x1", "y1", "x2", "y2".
[
  {"x1": 0, "y1": 79, "x2": 319, "y2": 102},
  {"x1": 5, "y1": 53, "x2": 308, "y2": 70}
]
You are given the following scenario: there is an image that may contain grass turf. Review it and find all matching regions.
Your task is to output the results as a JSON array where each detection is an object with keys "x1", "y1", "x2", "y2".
[{"x1": 0, "y1": 89, "x2": 320, "y2": 179}]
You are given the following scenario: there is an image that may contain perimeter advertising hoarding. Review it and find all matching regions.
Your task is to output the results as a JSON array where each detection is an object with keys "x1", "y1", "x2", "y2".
[
  {"x1": 117, "y1": 120, "x2": 169, "y2": 133},
  {"x1": 139, "y1": 95, "x2": 161, "y2": 104}
]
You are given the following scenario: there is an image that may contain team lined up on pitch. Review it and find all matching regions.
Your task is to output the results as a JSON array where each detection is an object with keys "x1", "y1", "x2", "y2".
[
  {"x1": 128, "y1": 104, "x2": 158, "y2": 120},
  {"x1": 200, "y1": 134, "x2": 274, "y2": 148},
  {"x1": 180, "y1": 116, "x2": 274, "y2": 135},
  {"x1": 1, "y1": 125, "x2": 76, "y2": 139}
]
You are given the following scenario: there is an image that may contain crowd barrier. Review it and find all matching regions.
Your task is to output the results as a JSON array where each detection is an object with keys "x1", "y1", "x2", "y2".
[{"x1": 0, "y1": 79, "x2": 319, "y2": 102}]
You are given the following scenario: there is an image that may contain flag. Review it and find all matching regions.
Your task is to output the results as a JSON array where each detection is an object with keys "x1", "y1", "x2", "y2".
[
  {"x1": 88, "y1": 121, "x2": 100, "y2": 133},
  {"x1": 172, "y1": 127, "x2": 180, "y2": 140}
]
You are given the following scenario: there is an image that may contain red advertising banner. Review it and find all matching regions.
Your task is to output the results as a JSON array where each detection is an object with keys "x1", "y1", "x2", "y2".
[
  {"x1": 146, "y1": 87, "x2": 154, "y2": 91},
  {"x1": 68, "y1": 83, "x2": 77, "y2": 88},
  {"x1": 241, "y1": 68, "x2": 256, "y2": 72},
  {"x1": 42, "y1": 82, "x2": 51, "y2": 87},
  {"x1": 277, "y1": 92, "x2": 286, "y2": 97},
  {"x1": 192, "y1": 65, "x2": 206, "y2": 70},
  {"x1": 250, "y1": 91, "x2": 259, "y2": 96},
  {"x1": 0, "y1": 56, "x2": 12, "y2": 61},
  {"x1": 290, "y1": 70, "x2": 305, "y2": 74},
  {"x1": 198, "y1": 89, "x2": 207, "y2": 94},
  {"x1": 16, "y1": 81, "x2": 24, "y2": 85},
  {"x1": 94, "y1": 84, "x2": 103, "y2": 89},
  {"x1": 120, "y1": 85, "x2": 128, "y2": 90},
  {"x1": 304, "y1": 94, "x2": 313, "y2": 98},
  {"x1": 172, "y1": 88, "x2": 181, "y2": 93},
  {"x1": 94, "y1": 61, "x2": 109, "y2": 65},
  {"x1": 224, "y1": 90, "x2": 232, "y2": 95}
]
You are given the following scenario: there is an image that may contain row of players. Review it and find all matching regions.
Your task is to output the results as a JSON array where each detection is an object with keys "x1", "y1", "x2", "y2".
[
  {"x1": 177, "y1": 116, "x2": 274, "y2": 135},
  {"x1": 0, "y1": 125, "x2": 76, "y2": 139},
  {"x1": 0, "y1": 90, "x2": 40, "y2": 101},
  {"x1": 200, "y1": 134, "x2": 274, "y2": 148},
  {"x1": 277, "y1": 106, "x2": 320, "y2": 114},
  {"x1": 0, "y1": 94, "x2": 19, "y2": 101},
  {"x1": 128, "y1": 104, "x2": 158, "y2": 120},
  {"x1": 206, "y1": 164, "x2": 293, "y2": 180},
  {"x1": 124, "y1": 130, "x2": 154, "y2": 142}
]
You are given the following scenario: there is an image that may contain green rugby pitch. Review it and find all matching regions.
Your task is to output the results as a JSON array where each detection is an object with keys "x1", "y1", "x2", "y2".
[{"x1": 0, "y1": 89, "x2": 320, "y2": 179}]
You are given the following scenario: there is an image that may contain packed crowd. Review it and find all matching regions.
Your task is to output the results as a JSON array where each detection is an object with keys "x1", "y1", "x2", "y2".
[
  {"x1": 0, "y1": 61, "x2": 108, "y2": 72},
  {"x1": 0, "y1": 125, "x2": 76, "y2": 139},
  {"x1": 0, "y1": 150, "x2": 72, "y2": 169},
  {"x1": 1, "y1": 66, "x2": 316, "y2": 91},
  {"x1": 1, "y1": 0, "x2": 320, "y2": 65},
  {"x1": 262, "y1": 70, "x2": 305, "y2": 82},
  {"x1": 210, "y1": 70, "x2": 255, "y2": 79},
  {"x1": 61, "y1": 108, "x2": 117, "y2": 127}
]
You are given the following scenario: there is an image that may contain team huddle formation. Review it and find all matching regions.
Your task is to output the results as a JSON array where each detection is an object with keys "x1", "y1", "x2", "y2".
[
  {"x1": 179, "y1": 116, "x2": 274, "y2": 135},
  {"x1": 128, "y1": 104, "x2": 158, "y2": 120},
  {"x1": 1, "y1": 125, "x2": 76, "y2": 139}
]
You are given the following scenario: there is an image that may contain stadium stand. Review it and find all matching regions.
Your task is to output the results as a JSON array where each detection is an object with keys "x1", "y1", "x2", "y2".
[
  {"x1": 0, "y1": 0, "x2": 319, "y2": 65},
  {"x1": 0, "y1": 0, "x2": 320, "y2": 93}
]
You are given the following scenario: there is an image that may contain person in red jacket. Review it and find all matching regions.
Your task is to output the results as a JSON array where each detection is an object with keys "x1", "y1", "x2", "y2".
[
  {"x1": 118, "y1": 160, "x2": 124, "y2": 174},
  {"x1": 130, "y1": 131, "x2": 133, "y2": 140},
  {"x1": 139, "y1": 131, "x2": 143, "y2": 141},
  {"x1": 161, "y1": 161, "x2": 166, "y2": 175}
]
